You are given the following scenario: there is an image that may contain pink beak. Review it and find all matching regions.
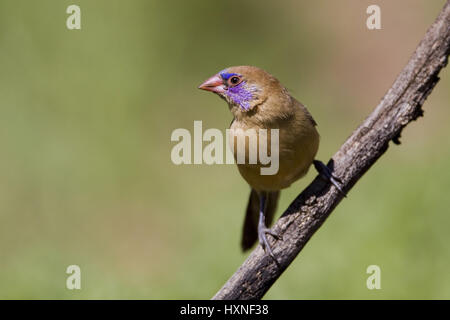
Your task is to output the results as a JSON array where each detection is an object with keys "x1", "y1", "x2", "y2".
[{"x1": 198, "y1": 74, "x2": 225, "y2": 93}]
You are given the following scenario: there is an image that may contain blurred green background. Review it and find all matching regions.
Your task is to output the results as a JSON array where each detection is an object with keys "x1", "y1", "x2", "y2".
[{"x1": 0, "y1": 0, "x2": 449, "y2": 299}]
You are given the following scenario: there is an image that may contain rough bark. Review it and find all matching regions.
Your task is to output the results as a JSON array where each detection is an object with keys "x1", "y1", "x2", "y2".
[{"x1": 213, "y1": 1, "x2": 450, "y2": 300}]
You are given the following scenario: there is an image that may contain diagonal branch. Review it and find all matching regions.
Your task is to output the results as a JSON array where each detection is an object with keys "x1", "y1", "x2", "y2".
[{"x1": 213, "y1": 1, "x2": 450, "y2": 300}]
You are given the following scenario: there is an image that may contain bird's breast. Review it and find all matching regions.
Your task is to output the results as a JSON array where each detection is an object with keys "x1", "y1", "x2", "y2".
[{"x1": 228, "y1": 116, "x2": 319, "y2": 191}]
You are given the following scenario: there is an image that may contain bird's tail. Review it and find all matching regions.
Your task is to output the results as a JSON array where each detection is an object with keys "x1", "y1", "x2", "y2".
[{"x1": 241, "y1": 189, "x2": 280, "y2": 251}]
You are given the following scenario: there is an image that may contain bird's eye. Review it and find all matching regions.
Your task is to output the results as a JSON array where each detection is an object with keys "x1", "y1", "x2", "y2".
[{"x1": 229, "y1": 76, "x2": 241, "y2": 86}]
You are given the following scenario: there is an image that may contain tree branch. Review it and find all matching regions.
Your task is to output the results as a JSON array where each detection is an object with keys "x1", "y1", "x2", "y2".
[{"x1": 213, "y1": 1, "x2": 450, "y2": 300}]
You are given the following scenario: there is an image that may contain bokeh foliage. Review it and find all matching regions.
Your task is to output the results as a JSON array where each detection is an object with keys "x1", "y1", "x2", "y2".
[{"x1": 0, "y1": 0, "x2": 449, "y2": 299}]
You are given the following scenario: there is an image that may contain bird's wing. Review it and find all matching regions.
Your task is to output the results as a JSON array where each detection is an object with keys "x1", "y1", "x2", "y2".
[{"x1": 293, "y1": 98, "x2": 317, "y2": 127}]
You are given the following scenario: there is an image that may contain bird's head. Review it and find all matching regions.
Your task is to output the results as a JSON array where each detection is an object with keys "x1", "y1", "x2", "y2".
[{"x1": 198, "y1": 66, "x2": 288, "y2": 119}]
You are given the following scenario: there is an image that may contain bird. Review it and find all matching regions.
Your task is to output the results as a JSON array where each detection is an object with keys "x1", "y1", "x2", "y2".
[{"x1": 198, "y1": 66, "x2": 344, "y2": 264}]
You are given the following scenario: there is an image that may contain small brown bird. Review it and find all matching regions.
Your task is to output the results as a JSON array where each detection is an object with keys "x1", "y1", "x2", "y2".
[{"x1": 199, "y1": 66, "x2": 343, "y2": 263}]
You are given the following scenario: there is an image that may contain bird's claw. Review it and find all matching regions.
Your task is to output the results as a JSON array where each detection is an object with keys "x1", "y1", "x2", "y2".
[
  {"x1": 313, "y1": 160, "x2": 347, "y2": 197},
  {"x1": 258, "y1": 227, "x2": 281, "y2": 266}
]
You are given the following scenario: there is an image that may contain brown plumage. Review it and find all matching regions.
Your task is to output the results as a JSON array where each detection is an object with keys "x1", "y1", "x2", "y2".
[{"x1": 199, "y1": 66, "x2": 320, "y2": 256}]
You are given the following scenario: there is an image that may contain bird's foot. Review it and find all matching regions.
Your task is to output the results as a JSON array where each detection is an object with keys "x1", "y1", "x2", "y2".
[
  {"x1": 313, "y1": 160, "x2": 347, "y2": 197},
  {"x1": 258, "y1": 225, "x2": 281, "y2": 266}
]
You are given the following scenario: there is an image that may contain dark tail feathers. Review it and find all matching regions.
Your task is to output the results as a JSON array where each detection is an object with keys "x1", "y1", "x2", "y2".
[{"x1": 241, "y1": 189, "x2": 280, "y2": 251}]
